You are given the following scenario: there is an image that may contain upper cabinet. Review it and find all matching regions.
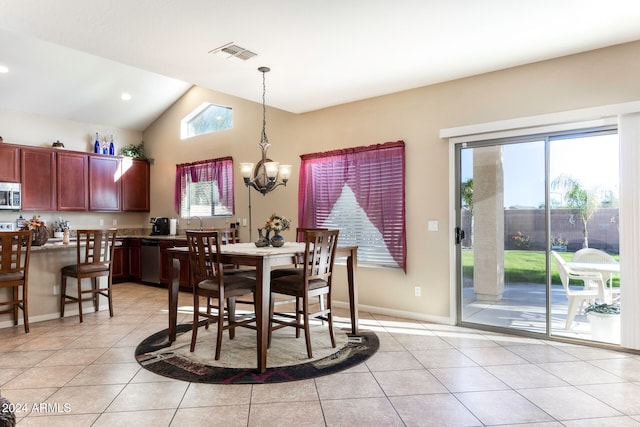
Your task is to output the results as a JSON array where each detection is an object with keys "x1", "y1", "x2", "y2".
[
  {"x1": 0, "y1": 143, "x2": 150, "y2": 212},
  {"x1": 0, "y1": 144, "x2": 20, "y2": 182},
  {"x1": 56, "y1": 151, "x2": 89, "y2": 211},
  {"x1": 21, "y1": 146, "x2": 57, "y2": 211},
  {"x1": 89, "y1": 155, "x2": 122, "y2": 211},
  {"x1": 121, "y1": 158, "x2": 150, "y2": 212}
]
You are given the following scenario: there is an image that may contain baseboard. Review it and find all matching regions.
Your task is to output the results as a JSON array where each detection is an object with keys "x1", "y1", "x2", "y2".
[{"x1": 332, "y1": 300, "x2": 453, "y2": 325}]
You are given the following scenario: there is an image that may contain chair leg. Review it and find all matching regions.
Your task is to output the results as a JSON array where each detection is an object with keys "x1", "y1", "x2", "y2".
[
  {"x1": 326, "y1": 294, "x2": 335, "y2": 348},
  {"x1": 268, "y1": 293, "x2": 275, "y2": 348},
  {"x1": 107, "y1": 277, "x2": 114, "y2": 317},
  {"x1": 295, "y1": 297, "x2": 301, "y2": 338},
  {"x1": 12, "y1": 286, "x2": 18, "y2": 326},
  {"x1": 215, "y1": 296, "x2": 225, "y2": 360},
  {"x1": 22, "y1": 284, "x2": 29, "y2": 333},
  {"x1": 77, "y1": 277, "x2": 83, "y2": 323},
  {"x1": 205, "y1": 297, "x2": 212, "y2": 330},
  {"x1": 228, "y1": 297, "x2": 236, "y2": 340},
  {"x1": 60, "y1": 274, "x2": 67, "y2": 318},
  {"x1": 566, "y1": 296, "x2": 582, "y2": 330},
  {"x1": 302, "y1": 295, "x2": 312, "y2": 358},
  {"x1": 93, "y1": 278, "x2": 99, "y2": 313},
  {"x1": 190, "y1": 292, "x2": 200, "y2": 352}
]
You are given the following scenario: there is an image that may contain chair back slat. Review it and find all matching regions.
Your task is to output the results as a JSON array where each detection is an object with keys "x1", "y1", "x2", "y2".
[
  {"x1": 186, "y1": 230, "x2": 222, "y2": 285},
  {"x1": 76, "y1": 229, "x2": 117, "y2": 268},
  {"x1": 304, "y1": 230, "x2": 339, "y2": 281},
  {"x1": 0, "y1": 231, "x2": 32, "y2": 274}
]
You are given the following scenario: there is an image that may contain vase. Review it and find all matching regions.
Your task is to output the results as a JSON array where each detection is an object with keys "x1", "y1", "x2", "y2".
[
  {"x1": 270, "y1": 230, "x2": 285, "y2": 247},
  {"x1": 31, "y1": 226, "x2": 49, "y2": 246},
  {"x1": 255, "y1": 228, "x2": 269, "y2": 247}
]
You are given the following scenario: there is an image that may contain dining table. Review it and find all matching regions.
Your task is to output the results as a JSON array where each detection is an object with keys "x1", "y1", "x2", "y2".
[
  {"x1": 566, "y1": 260, "x2": 620, "y2": 304},
  {"x1": 166, "y1": 242, "x2": 359, "y2": 373}
]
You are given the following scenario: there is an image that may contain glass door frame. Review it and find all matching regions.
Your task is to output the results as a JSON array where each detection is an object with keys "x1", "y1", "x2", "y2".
[{"x1": 454, "y1": 125, "x2": 618, "y2": 343}]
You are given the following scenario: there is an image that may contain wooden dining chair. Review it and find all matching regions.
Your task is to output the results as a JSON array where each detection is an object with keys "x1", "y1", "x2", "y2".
[
  {"x1": 269, "y1": 229, "x2": 339, "y2": 358},
  {"x1": 0, "y1": 230, "x2": 33, "y2": 333},
  {"x1": 270, "y1": 227, "x2": 328, "y2": 279},
  {"x1": 186, "y1": 230, "x2": 256, "y2": 360},
  {"x1": 60, "y1": 229, "x2": 117, "y2": 323}
]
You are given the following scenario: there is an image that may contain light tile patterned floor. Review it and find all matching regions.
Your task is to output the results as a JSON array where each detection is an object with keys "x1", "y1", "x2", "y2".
[{"x1": 1, "y1": 282, "x2": 639, "y2": 426}]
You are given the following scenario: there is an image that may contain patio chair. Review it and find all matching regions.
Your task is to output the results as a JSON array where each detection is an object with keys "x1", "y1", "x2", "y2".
[
  {"x1": 552, "y1": 251, "x2": 602, "y2": 329},
  {"x1": 572, "y1": 248, "x2": 620, "y2": 302}
]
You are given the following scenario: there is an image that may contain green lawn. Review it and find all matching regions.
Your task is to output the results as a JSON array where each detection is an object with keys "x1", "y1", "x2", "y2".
[{"x1": 461, "y1": 250, "x2": 620, "y2": 287}]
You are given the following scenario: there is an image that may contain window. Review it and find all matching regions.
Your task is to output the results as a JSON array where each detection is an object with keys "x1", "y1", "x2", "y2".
[
  {"x1": 180, "y1": 103, "x2": 232, "y2": 139},
  {"x1": 174, "y1": 157, "x2": 234, "y2": 218},
  {"x1": 299, "y1": 141, "x2": 406, "y2": 271}
]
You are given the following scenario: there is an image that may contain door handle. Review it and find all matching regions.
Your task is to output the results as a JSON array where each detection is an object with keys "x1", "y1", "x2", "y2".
[{"x1": 455, "y1": 227, "x2": 465, "y2": 244}]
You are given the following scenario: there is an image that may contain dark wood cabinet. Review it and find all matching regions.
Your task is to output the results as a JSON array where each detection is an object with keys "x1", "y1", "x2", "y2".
[
  {"x1": 159, "y1": 240, "x2": 175, "y2": 285},
  {"x1": 56, "y1": 151, "x2": 88, "y2": 211},
  {"x1": 20, "y1": 147, "x2": 57, "y2": 211},
  {"x1": 3, "y1": 143, "x2": 149, "y2": 213},
  {"x1": 89, "y1": 155, "x2": 121, "y2": 211},
  {"x1": 112, "y1": 240, "x2": 126, "y2": 281},
  {"x1": 121, "y1": 158, "x2": 150, "y2": 212},
  {"x1": 128, "y1": 239, "x2": 141, "y2": 280},
  {"x1": 0, "y1": 144, "x2": 20, "y2": 182}
]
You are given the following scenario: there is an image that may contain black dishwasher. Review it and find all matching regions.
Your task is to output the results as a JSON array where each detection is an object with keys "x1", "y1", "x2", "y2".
[{"x1": 140, "y1": 239, "x2": 161, "y2": 284}]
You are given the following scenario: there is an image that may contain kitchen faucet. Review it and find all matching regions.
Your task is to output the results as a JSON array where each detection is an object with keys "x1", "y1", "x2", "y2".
[{"x1": 187, "y1": 216, "x2": 203, "y2": 230}]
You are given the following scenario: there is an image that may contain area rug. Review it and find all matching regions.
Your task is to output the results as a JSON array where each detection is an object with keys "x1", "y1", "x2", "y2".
[{"x1": 135, "y1": 321, "x2": 378, "y2": 384}]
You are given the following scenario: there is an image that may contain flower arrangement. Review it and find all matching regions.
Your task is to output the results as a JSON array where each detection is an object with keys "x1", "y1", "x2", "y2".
[
  {"x1": 20, "y1": 215, "x2": 45, "y2": 231},
  {"x1": 512, "y1": 231, "x2": 532, "y2": 249},
  {"x1": 264, "y1": 213, "x2": 291, "y2": 233},
  {"x1": 551, "y1": 234, "x2": 568, "y2": 247},
  {"x1": 52, "y1": 218, "x2": 70, "y2": 233},
  {"x1": 19, "y1": 215, "x2": 49, "y2": 245}
]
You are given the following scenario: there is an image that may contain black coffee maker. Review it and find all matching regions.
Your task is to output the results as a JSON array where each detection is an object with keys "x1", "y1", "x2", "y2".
[{"x1": 150, "y1": 217, "x2": 170, "y2": 235}]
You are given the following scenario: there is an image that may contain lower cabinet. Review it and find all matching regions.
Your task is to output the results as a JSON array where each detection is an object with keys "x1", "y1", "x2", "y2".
[
  {"x1": 112, "y1": 241, "x2": 126, "y2": 281},
  {"x1": 114, "y1": 238, "x2": 188, "y2": 287}
]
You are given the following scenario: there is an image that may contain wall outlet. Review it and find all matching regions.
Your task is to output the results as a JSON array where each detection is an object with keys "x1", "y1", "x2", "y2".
[
  {"x1": 112, "y1": 219, "x2": 118, "y2": 226},
  {"x1": 414, "y1": 286, "x2": 421, "y2": 297},
  {"x1": 99, "y1": 218, "x2": 104, "y2": 226},
  {"x1": 53, "y1": 285, "x2": 59, "y2": 295}
]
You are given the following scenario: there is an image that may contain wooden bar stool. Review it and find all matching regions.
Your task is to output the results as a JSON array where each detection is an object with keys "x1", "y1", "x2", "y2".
[
  {"x1": 0, "y1": 230, "x2": 33, "y2": 333},
  {"x1": 60, "y1": 229, "x2": 117, "y2": 322}
]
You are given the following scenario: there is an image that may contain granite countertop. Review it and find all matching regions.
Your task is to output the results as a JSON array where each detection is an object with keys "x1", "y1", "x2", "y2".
[{"x1": 31, "y1": 230, "x2": 188, "y2": 251}]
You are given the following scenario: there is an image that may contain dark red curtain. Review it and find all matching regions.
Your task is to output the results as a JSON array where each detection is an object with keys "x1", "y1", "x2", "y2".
[
  {"x1": 174, "y1": 156, "x2": 234, "y2": 214},
  {"x1": 298, "y1": 141, "x2": 406, "y2": 271}
]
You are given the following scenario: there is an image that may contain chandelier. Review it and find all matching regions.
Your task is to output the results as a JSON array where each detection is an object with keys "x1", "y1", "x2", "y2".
[{"x1": 240, "y1": 66, "x2": 291, "y2": 195}]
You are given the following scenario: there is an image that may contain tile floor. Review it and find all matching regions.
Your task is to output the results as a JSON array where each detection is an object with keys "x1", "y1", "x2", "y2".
[{"x1": 1, "y1": 282, "x2": 640, "y2": 426}]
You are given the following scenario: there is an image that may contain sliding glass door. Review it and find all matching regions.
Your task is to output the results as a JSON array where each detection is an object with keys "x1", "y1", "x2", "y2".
[{"x1": 456, "y1": 128, "x2": 620, "y2": 343}]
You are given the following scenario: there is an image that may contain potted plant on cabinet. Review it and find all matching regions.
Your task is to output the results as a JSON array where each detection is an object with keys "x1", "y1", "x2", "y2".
[{"x1": 586, "y1": 303, "x2": 620, "y2": 343}]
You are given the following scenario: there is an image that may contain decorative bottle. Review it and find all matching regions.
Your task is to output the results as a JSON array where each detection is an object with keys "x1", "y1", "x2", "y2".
[
  {"x1": 94, "y1": 132, "x2": 100, "y2": 153},
  {"x1": 109, "y1": 135, "x2": 115, "y2": 155}
]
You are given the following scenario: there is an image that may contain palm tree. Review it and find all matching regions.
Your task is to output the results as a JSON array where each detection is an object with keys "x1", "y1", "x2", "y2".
[
  {"x1": 461, "y1": 178, "x2": 473, "y2": 247},
  {"x1": 550, "y1": 174, "x2": 600, "y2": 248}
]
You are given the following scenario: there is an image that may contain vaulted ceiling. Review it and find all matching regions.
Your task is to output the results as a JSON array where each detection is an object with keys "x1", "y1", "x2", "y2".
[{"x1": 1, "y1": 1, "x2": 640, "y2": 131}]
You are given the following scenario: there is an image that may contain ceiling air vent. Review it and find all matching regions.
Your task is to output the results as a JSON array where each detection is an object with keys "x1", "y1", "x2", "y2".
[{"x1": 209, "y1": 42, "x2": 257, "y2": 61}]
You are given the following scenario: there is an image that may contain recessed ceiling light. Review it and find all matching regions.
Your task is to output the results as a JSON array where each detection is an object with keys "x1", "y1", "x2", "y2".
[
  {"x1": 121, "y1": 93, "x2": 132, "y2": 101},
  {"x1": 0, "y1": 65, "x2": 9, "y2": 74}
]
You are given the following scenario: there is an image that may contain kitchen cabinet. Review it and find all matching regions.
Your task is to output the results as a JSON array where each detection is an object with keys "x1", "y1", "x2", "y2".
[
  {"x1": 121, "y1": 158, "x2": 150, "y2": 212},
  {"x1": 89, "y1": 155, "x2": 121, "y2": 211},
  {"x1": 128, "y1": 238, "x2": 141, "y2": 280},
  {"x1": 20, "y1": 146, "x2": 57, "y2": 211},
  {"x1": 0, "y1": 144, "x2": 20, "y2": 182},
  {"x1": 56, "y1": 151, "x2": 88, "y2": 211},
  {"x1": 112, "y1": 240, "x2": 126, "y2": 281}
]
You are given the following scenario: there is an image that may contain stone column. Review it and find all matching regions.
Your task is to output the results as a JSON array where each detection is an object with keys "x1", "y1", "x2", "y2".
[{"x1": 473, "y1": 146, "x2": 505, "y2": 302}]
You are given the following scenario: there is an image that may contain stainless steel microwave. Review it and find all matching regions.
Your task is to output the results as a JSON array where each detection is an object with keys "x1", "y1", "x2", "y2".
[{"x1": 0, "y1": 182, "x2": 21, "y2": 210}]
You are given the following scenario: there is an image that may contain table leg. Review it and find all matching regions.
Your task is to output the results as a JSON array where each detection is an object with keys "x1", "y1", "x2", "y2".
[
  {"x1": 168, "y1": 257, "x2": 180, "y2": 343},
  {"x1": 347, "y1": 249, "x2": 359, "y2": 334},
  {"x1": 256, "y1": 260, "x2": 270, "y2": 373}
]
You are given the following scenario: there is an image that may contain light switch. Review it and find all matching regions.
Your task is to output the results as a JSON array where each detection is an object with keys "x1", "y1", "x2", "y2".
[{"x1": 428, "y1": 220, "x2": 438, "y2": 231}]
